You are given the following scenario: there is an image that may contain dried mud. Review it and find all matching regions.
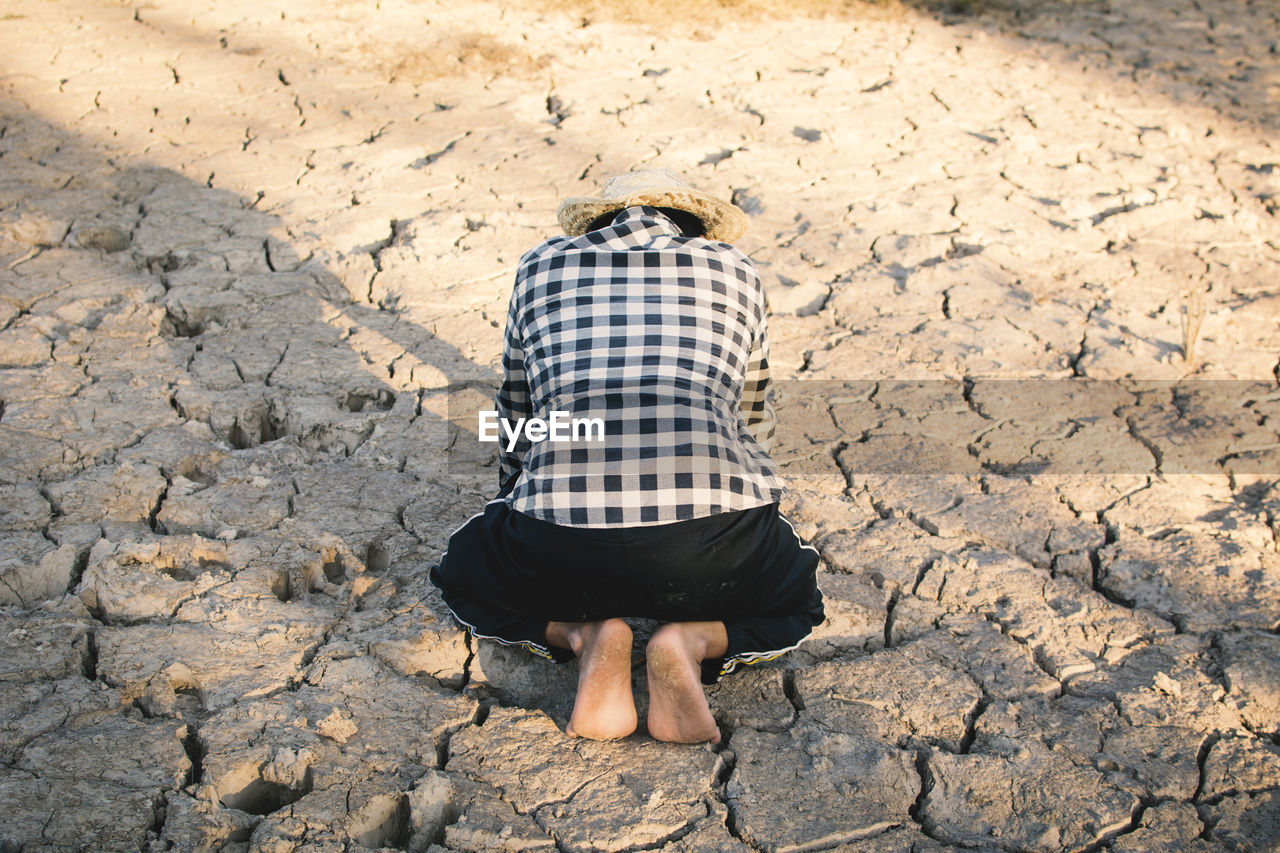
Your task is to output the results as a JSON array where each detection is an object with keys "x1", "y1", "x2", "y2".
[{"x1": 1, "y1": 0, "x2": 1278, "y2": 850}]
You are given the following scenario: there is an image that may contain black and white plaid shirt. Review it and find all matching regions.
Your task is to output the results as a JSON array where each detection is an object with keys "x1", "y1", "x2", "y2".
[{"x1": 495, "y1": 206, "x2": 783, "y2": 527}]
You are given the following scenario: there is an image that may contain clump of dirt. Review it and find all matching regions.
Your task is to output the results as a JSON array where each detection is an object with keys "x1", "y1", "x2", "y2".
[{"x1": 358, "y1": 31, "x2": 552, "y2": 82}]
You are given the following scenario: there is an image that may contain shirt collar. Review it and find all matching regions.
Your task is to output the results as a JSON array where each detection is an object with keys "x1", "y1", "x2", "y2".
[
  {"x1": 610, "y1": 205, "x2": 681, "y2": 234},
  {"x1": 581, "y1": 205, "x2": 683, "y2": 248}
]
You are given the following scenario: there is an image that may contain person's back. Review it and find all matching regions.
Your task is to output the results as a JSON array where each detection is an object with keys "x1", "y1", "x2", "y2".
[{"x1": 498, "y1": 204, "x2": 782, "y2": 527}]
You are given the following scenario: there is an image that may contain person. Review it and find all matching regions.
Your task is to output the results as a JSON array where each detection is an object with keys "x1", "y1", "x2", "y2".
[{"x1": 430, "y1": 169, "x2": 823, "y2": 743}]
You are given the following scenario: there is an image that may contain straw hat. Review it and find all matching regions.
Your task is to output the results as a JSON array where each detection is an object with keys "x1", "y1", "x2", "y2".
[{"x1": 556, "y1": 168, "x2": 748, "y2": 243}]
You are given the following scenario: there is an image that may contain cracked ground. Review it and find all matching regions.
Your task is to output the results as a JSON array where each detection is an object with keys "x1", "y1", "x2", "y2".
[{"x1": 1, "y1": 0, "x2": 1279, "y2": 850}]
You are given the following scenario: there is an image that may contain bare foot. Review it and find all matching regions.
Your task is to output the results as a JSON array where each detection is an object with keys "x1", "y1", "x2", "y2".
[
  {"x1": 645, "y1": 621, "x2": 728, "y2": 744},
  {"x1": 546, "y1": 618, "x2": 637, "y2": 740}
]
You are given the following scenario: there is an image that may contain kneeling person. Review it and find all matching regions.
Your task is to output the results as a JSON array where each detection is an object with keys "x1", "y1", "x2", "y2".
[{"x1": 431, "y1": 169, "x2": 824, "y2": 743}]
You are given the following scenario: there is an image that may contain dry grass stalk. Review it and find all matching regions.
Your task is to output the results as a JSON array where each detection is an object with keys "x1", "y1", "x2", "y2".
[{"x1": 1181, "y1": 286, "x2": 1206, "y2": 366}]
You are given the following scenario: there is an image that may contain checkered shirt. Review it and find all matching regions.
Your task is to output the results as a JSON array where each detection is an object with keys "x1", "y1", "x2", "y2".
[{"x1": 495, "y1": 205, "x2": 783, "y2": 527}]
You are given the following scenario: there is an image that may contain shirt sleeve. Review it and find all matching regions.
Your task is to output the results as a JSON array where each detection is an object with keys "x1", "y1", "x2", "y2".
[
  {"x1": 741, "y1": 312, "x2": 777, "y2": 453},
  {"x1": 494, "y1": 279, "x2": 533, "y2": 488}
]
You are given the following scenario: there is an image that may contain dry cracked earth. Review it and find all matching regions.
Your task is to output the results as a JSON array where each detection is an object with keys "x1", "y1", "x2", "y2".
[{"x1": 2, "y1": 0, "x2": 1279, "y2": 850}]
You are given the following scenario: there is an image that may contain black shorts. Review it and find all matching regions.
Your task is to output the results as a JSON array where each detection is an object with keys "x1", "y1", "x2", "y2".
[{"x1": 429, "y1": 499, "x2": 824, "y2": 683}]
